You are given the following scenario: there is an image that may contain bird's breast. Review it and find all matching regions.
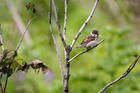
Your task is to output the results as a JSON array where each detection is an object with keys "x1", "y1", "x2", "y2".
[{"x1": 86, "y1": 40, "x2": 98, "y2": 48}]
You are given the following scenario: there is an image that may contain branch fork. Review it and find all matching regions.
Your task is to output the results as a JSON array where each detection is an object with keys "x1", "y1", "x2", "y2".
[{"x1": 49, "y1": 0, "x2": 100, "y2": 93}]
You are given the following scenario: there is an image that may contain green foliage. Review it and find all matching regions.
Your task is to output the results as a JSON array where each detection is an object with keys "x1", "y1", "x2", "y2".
[
  {"x1": 0, "y1": 49, "x2": 51, "y2": 82},
  {"x1": 0, "y1": 0, "x2": 140, "y2": 93}
]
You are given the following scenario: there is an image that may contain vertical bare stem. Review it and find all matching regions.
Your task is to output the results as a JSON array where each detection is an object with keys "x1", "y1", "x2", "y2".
[
  {"x1": 0, "y1": 24, "x2": 4, "y2": 93},
  {"x1": 51, "y1": 0, "x2": 99, "y2": 93},
  {"x1": 48, "y1": 12, "x2": 64, "y2": 84},
  {"x1": 63, "y1": 0, "x2": 68, "y2": 41},
  {"x1": 0, "y1": 24, "x2": 5, "y2": 51},
  {"x1": 52, "y1": 0, "x2": 67, "y2": 49},
  {"x1": 48, "y1": 0, "x2": 64, "y2": 85},
  {"x1": 51, "y1": 1, "x2": 71, "y2": 93},
  {"x1": 63, "y1": 51, "x2": 70, "y2": 93},
  {"x1": 3, "y1": 77, "x2": 8, "y2": 93},
  {"x1": 3, "y1": 18, "x2": 34, "y2": 93},
  {"x1": 63, "y1": 0, "x2": 71, "y2": 91},
  {"x1": 0, "y1": 73, "x2": 3, "y2": 93}
]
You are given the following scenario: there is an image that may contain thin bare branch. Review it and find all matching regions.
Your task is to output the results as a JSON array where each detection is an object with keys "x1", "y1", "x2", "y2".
[
  {"x1": 5, "y1": 0, "x2": 32, "y2": 45},
  {"x1": 70, "y1": 0, "x2": 99, "y2": 49},
  {"x1": 0, "y1": 24, "x2": 4, "y2": 51},
  {"x1": 52, "y1": 0, "x2": 67, "y2": 49},
  {"x1": 63, "y1": 0, "x2": 68, "y2": 80},
  {"x1": 3, "y1": 76, "x2": 8, "y2": 93},
  {"x1": 63, "y1": 0, "x2": 68, "y2": 41},
  {"x1": 3, "y1": 50, "x2": 18, "y2": 93},
  {"x1": 68, "y1": 39, "x2": 104, "y2": 63},
  {"x1": 0, "y1": 73, "x2": 3, "y2": 93},
  {"x1": 0, "y1": 24, "x2": 4, "y2": 93},
  {"x1": 3, "y1": 18, "x2": 34, "y2": 93},
  {"x1": 48, "y1": 0, "x2": 64, "y2": 84},
  {"x1": 15, "y1": 18, "x2": 34, "y2": 52},
  {"x1": 98, "y1": 55, "x2": 140, "y2": 93}
]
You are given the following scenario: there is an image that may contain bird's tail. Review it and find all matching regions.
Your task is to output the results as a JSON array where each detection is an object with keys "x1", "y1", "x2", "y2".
[{"x1": 76, "y1": 45, "x2": 83, "y2": 48}]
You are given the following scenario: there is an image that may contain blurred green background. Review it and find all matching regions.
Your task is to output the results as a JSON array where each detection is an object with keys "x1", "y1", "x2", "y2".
[{"x1": 0, "y1": 0, "x2": 140, "y2": 93}]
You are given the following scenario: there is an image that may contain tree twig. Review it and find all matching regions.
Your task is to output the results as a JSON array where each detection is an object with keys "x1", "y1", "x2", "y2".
[
  {"x1": 3, "y1": 76, "x2": 8, "y2": 93},
  {"x1": 98, "y1": 55, "x2": 140, "y2": 93},
  {"x1": 70, "y1": 0, "x2": 99, "y2": 49},
  {"x1": 48, "y1": 0, "x2": 64, "y2": 85},
  {"x1": 0, "y1": 73, "x2": 3, "y2": 93},
  {"x1": 15, "y1": 18, "x2": 34, "y2": 52},
  {"x1": 52, "y1": 0, "x2": 67, "y2": 49},
  {"x1": 63, "y1": 0, "x2": 68, "y2": 41},
  {"x1": 68, "y1": 39, "x2": 104, "y2": 63},
  {"x1": 3, "y1": 18, "x2": 34, "y2": 93},
  {"x1": 4, "y1": 0, "x2": 32, "y2": 46},
  {"x1": 0, "y1": 24, "x2": 4, "y2": 93},
  {"x1": 0, "y1": 24, "x2": 5, "y2": 51},
  {"x1": 63, "y1": 51, "x2": 70, "y2": 93}
]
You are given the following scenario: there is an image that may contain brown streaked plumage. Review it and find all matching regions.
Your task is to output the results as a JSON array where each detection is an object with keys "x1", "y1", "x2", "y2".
[
  {"x1": 80, "y1": 35, "x2": 95, "y2": 46},
  {"x1": 76, "y1": 30, "x2": 99, "y2": 48}
]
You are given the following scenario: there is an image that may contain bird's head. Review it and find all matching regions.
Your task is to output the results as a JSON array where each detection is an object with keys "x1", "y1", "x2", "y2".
[{"x1": 91, "y1": 30, "x2": 99, "y2": 38}]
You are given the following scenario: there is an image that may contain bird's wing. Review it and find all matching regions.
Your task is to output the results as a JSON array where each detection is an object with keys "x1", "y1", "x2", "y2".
[{"x1": 80, "y1": 35, "x2": 95, "y2": 46}]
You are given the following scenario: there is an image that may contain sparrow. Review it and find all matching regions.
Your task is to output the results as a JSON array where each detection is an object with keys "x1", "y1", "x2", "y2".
[{"x1": 76, "y1": 30, "x2": 99, "y2": 49}]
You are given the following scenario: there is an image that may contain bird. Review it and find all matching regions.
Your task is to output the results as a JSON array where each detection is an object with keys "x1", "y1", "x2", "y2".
[{"x1": 76, "y1": 30, "x2": 99, "y2": 49}]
